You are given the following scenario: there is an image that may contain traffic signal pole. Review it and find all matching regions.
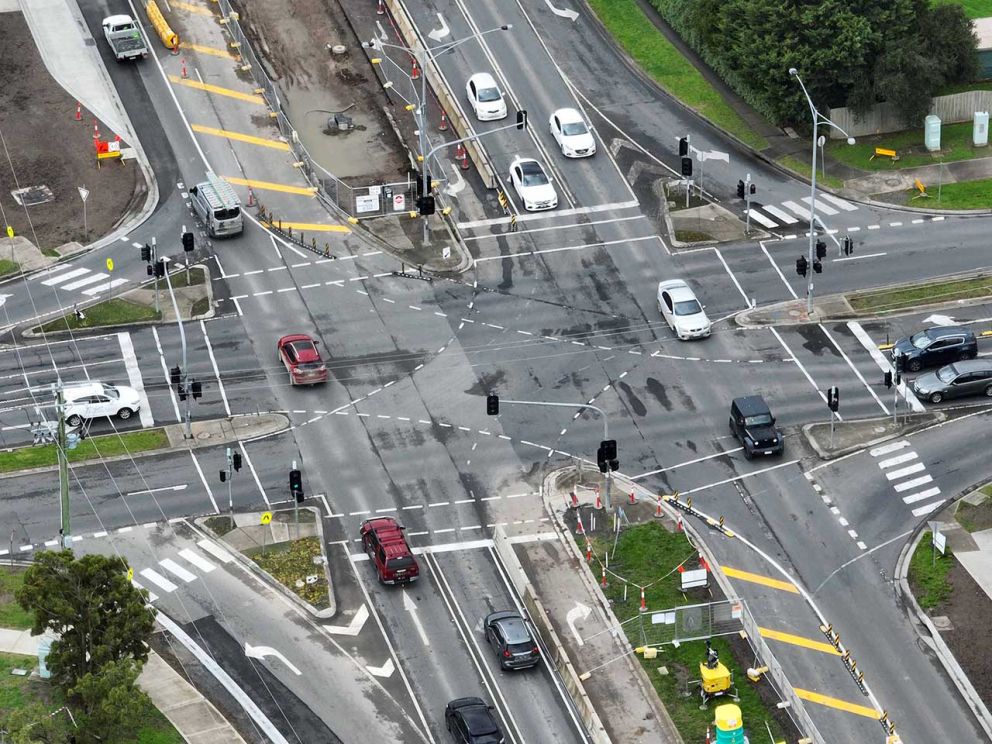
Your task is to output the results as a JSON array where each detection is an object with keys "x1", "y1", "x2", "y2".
[
  {"x1": 162, "y1": 258, "x2": 191, "y2": 439},
  {"x1": 56, "y1": 383, "x2": 70, "y2": 549}
]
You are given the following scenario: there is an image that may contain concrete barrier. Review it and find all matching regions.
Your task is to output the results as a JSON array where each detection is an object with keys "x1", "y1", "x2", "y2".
[
  {"x1": 491, "y1": 526, "x2": 610, "y2": 743},
  {"x1": 145, "y1": 0, "x2": 178, "y2": 52}
]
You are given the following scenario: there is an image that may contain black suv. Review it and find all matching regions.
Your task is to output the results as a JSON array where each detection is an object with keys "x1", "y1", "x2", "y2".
[
  {"x1": 729, "y1": 396, "x2": 783, "y2": 459},
  {"x1": 892, "y1": 326, "x2": 977, "y2": 372},
  {"x1": 484, "y1": 611, "x2": 540, "y2": 670},
  {"x1": 445, "y1": 697, "x2": 504, "y2": 743}
]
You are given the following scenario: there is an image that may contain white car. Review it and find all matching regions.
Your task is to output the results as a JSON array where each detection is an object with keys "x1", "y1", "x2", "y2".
[
  {"x1": 549, "y1": 108, "x2": 596, "y2": 158},
  {"x1": 64, "y1": 382, "x2": 142, "y2": 427},
  {"x1": 509, "y1": 157, "x2": 558, "y2": 212},
  {"x1": 465, "y1": 72, "x2": 507, "y2": 121},
  {"x1": 657, "y1": 279, "x2": 711, "y2": 340}
]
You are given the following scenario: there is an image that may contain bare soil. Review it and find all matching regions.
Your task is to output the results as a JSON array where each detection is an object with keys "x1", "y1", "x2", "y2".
[
  {"x1": 0, "y1": 12, "x2": 139, "y2": 249},
  {"x1": 935, "y1": 560, "x2": 992, "y2": 706}
]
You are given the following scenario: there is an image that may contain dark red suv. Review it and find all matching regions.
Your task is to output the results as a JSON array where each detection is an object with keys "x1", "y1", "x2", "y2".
[{"x1": 360, "y1": 517, "x2": 419, "y2": 585}]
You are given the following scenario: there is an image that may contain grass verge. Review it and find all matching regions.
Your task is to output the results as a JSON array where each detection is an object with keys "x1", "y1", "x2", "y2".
[
  {"x1": 0, "y1": 568, "x2": 32, "y2": 630},
  {"x1": 0, "y1": 429, "x2": 169, "y2": 473},
  {"x1": 956, "y1": 493, "x2": 992, "y2": 533},
  {"x1": 140, "y1": 267, "x2": 206, "y2": 290},
  {"x1": 897, "y1": 178, "x2": 992, "y2": 210},
  {"x1": 933, "y1": 0, "x2": 992, "y2": 19},
  {"x1": 908, "y1": 531, "x2": 954, "y2": 611},
  {"x1": 0, "y1": 259, "x2": 19, "y2": 278},
  {"x1": 585, "y1": 0, "x2": 767, "y2": 150},
  {"x1": 38, "y1": 299, "x2": 160, "y2": 332},
  {"x1": 775, "y1": 154, "x2": 846, "y2": 191},
  {"x1": 847, "y1": 274, "x2": 992, "y2": 314},
  {"x1": 590, "y1": 522, "x2": 786, "y2": 740},
  {"x1": 246, "y1": 536, "x2": 329, "y2": 609},
  {"x1": 826, "y1": 121, "x2": 986, "y2": 171}
]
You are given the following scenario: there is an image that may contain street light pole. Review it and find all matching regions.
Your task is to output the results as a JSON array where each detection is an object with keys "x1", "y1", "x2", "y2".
[
  {"x1": 56, "y1": 383, "x2": 70, "y2": 549},
  {"x1": 161, "y1": 257, "x2": 192, "y2": 439}
]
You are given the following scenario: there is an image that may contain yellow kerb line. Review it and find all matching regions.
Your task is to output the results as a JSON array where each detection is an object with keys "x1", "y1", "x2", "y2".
[
  {"x1": 173, "y1": 1, "x2": 214, "y2": 16},
  {"x1": 191, "y1": 124, "x2": 289, "y2": 151},
  {"x1": 260, "y1": 221, "x2": 350, "y2": 233},
  {"x1": 181, "y1": 42, "x2": 237, "y2": 59},
  {"x1": 722, "y1": 566, "x2": 799, "y2": 593},
  {"x1": 758, "y1": 627, "x2": 840, "y2": 655},
  {"x1": 223, "y1": 176, "x2": 317, "y2": 197},
  {"x1": 168, "y1": 76, "x2": 263, "y2": 104},
  {"x1": 795, "y1": 688, "x2": 880, "y2": 718}
]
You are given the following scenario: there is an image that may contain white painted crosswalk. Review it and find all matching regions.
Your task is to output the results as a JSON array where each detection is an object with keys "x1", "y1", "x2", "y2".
[
  {"x1": 33, "y1": 262, "x2": 128, "y2": 298},
  {"x1": 869, "y1": 440, "x2": 943, "y2": 517},
  {"x1": 131, "y1": 542, "x2": 228, "y2": 602},
  {"x1": 744, "y1": 191, "x2": 860, "y2": 232}
]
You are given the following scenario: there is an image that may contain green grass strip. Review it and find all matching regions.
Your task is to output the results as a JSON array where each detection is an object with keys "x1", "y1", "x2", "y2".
[
  {"x1": 933, "y1": 0, "x2": 992, "y2": 20},
  {"x1": 847, "y1": 275, "x2": 992, "y2": 313},
  {"x1": 0, "y1": 569, "x2": 33, "y2": 630},
  {"x1": 0, "y1": 259, "x2": 18, "y2": 278},
  {"x1": 908, "y1": 531, "x2": 954, "y2": 610},
  {"x1": 0, "y1": 428, "x2": 169, "y2": 473},
  {"x1": 826, "y1": 121, "x2": 989, "y2": 172},
  {"x1": 907, "y1": 177, "x2": 992, "y2": 210},
  {"x1": 585, "y1": 0, "x2": 767, "y2": 150},
  {"x1": 38, "y1": 298, "x2": 160, "y2": 333}
]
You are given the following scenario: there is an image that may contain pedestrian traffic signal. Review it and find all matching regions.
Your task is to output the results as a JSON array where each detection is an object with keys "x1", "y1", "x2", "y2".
[
  {"x1": 737, "y1": 180, "x2": 745, "y2": 199},
  {"x1": 597, "y1": 439, "x2": 618, "y2": 473},
  {"x1": 289, "y1": 469, "x2": 303, "y2": 501},
  {"x1": 884, "y1": 370, "x2": 893, "y2": 388},
  {"x1": 516, "y1": 110, "x2": 528, "y2": 130},
  {"x1": 486, "y1": 394, "x2": 499, "y2": 416},
  {"x1": 796, "y1": 255, "x2": 808, "y2": 277},
  {"x1": 154, "y1": 258, "x2": 165, "y2": 278},
  {"x1": 678, "y1": 137, "x2": 688, "y2": 157},
  {"x1": 191, "y1": 380, "x2": 202, "y2": 400},
  {"x1": 749, "y1": 183, "x2": 756, "y2": 195},
  {"x1": 812, "y1": 259, "x2": 823, "y2": 274},
  {"x1": 178, "y1": 384, "x2": 187, "y2": 402},
  {"x1": 170, "y1": 366, "x2": 181, "y2": 386},
  {"x1": 141, "y1": 243, "x2": 151, "y2": 262},
  {"x1": 681, "y1": 157, "x2": 692, "y2": 177},
  {"x1": 182, "y1": 232, "x2": 194, "y2": 253},
  {"x1": 843, "y1": 236, "x2": 854, "y2": 256},
  {"x1": 219, "y1": 470, "x2": 227, "y2": 483},
  {"x1": 827, "y1": 386, "x2": 840, "y2": 412},
  {"x1": 232, "y1": 452, "x2": 242, "y2": 471},
  {"x1": 815, "y1": 240, "x2": 827, "y2": 260}
]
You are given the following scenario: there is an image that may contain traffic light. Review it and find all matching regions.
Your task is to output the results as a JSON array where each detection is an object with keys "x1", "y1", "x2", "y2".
[
  {"x1": 843, "y1": 236, "x2": 854, "y2": 256},
  {"x1": 219, "y1": 470, "x2": 226, "y2": 483},
  {"x1": 749, "y1": 183, "x2": 756, "y2": 195},
  {"x1": 678, "y1": 137, "x2": 688, "y2": 157},
  {"x1": 170, "y1": 366, "x2": 181, "y2": 386},
  {"x1": 147, "y1": 264, "x2": 154, "y2": 276},
  {"x1": 417, "y1": 195, "x2": 436, "y2": 216},
  {"x1": 796, "y1": 255, "x2": 808, "y2": 277},
  {"x1": 812, "y1": 259, "x2": 823, "y2": 274},
  {"x1": 681, "y1": 157, "x2": 692, "y2": 177},
  {"x1": 516, "y1": 110, "x2": 527, "y2": 130},
  {"x1": 182, "y1": 232, "x2": 194, "y2": 253},
  {"x1": 289, "y1": 469, "x2": 304, "y2": 502},
  {"x1": 141, "y1": 244, "x2": 151, "y2": 262},
  {"x1": 815, "y1": 240, "x2": 827, "y2": 260},
  {"x1": 597, "y1": 439, "x2": 618, "y2": 473},
  {"x1": 415, "y1": 172, "x2": 424, "y2": 197},
  {"x1": 232, "y1": 452, "x2": 242, "y2": 471},
  {"x1": 191, "y1": 380, "x2": 202, "y2": 400},
  {"x1": 883, "y1": 370, "x2": 893, "y2": 388},
  {"x1": 737, "y1": 180, "x2": 745, "y2": 199},
  {"x1": 154, "y1": 258, "x2": 165, "y2": 278},
  {"x1": 827, "y1": 386, "x2": 840, "y2": 413},
  {"x1": 486, "y1": 394, "x2": 499, "y2": 416},
  {"x1": 178, "y1": 384, "x2": 188, "y2": 402}
]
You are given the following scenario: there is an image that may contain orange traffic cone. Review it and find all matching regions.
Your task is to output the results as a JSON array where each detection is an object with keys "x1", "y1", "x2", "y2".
[
  {"x1": 439, "y1": 110, "x2": 448, "y2": 131},
  {"x1": 594, "y1": 487, "x2": 602, "y2": 510},
  {"x1": 377, "y1": 0, "x2": 385, "y2": 14},
  {"x1": 181, "y1": 58, "x2": 188, "y2": 79},
  {"x1": 639, "y1": 587, "x2": 647, "y2": 612},
  {"x1": 74, "y1": 102, "x2": 82, "y2": 121},
  {"x1": 629, "y1": 491, "x2": 636, "y2": 505},
  {"x1": 410, "y1": 58, "x2": 420, "y2": 80}
]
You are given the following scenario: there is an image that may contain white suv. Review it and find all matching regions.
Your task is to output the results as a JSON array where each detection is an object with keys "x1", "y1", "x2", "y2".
[{"x1": 64, "y1": 382, "x2": 142, "y2": 427}]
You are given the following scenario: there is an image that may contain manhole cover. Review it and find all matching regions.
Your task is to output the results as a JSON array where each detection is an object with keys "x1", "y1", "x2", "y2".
[{"x1": 11, "y1": 185, "x2": 54, "y2": 207}]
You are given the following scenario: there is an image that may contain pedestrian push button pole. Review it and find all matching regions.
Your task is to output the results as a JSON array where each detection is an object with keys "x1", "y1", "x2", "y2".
[{"x1": 827, "y1": 386, "x2": 839, "y2": 447}]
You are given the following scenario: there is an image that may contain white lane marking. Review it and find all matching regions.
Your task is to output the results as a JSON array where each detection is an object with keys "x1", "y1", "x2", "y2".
[
  {"x1": 832, "y1": 252, "x2": 886, "y2": 263},
  {"x1": 81, "y1": 278, "x2": 128, "y2": 296},
  {"x1": 746, "y1": 208, "x2": 777, "y2": 228},
  {"x1": 566, "y1": 603, "x2": 591, "y2": 647},
  {"x1": 197, "y1": 539, "x2": 233, "y2": 563},
  {"x1": 140, "y1": 568, "x2": 178, "y2": 592},
  {"x1": 126, "y1": 484, "x2": 187, "y2": 495},
  {"x1": 152, "y1": 326, "x2": 182, "y2": 422},
  {"x1": 118, "y1": 332, "x2": 154, "y2": 428},
  {"x1": 761, "y1": 242, "x2": 797, "y2": 299},
  {"x1": 801, "y1": 196, "x2": 838, "y2": 215},
  {"x1": 816, "y1": 324, "x2": 888, "y2": 415},
  {"x1": 403, "y1": 590, "x2": 431, "y2": 647},
  {"x1": 427, "y1": 11, "x2": 450, "y2": 41},
  {"x1": 245, "y1": 643, "x2": 302, "y2": 675},
  {"x1": 543, "y1": 0, "x2": 578, "y2": 21},
  {"x1": 770, "y1": 327, "x2": 836, "y2": 415},
  {"x1": 201, "y1": 319, "x2": 231, "y2": 416},
  {"x1": 679, "y1": 459, "x2": 801, "y2": 495},
  {"x1": 61, "y1": 272, "x2": 109, "y2": 291},
  {"x1": 870, "y1": 440, "x2": 910, "y2": 457},
  {"x1": 912, "y1": 500, "x2": 945, "y2": 517},
  {"x1": 189, "y1": 451, "x2": 220, "y2": 514},
  {"x1": 819, "y1": 193, "x2": 858, "y2": 211},
  {"x1": 885, "y1": 462, "x2": 926, "y2": 481},
  {"x1": 847, "y1": 322, "x2": 926, "y2": 412},
  {"x1": 323, "y1": 604, "x2": 369, "y2": 636},
  {"x1": 366, "y1": 657, "x2": 395, "y2": 678},
  {"x1": 160, "y1": 558, "x2": 198, "y2": 583},
  {"x1": 462, "y1": 214, "x2": 643, "y2": 242},
  {"x1": 893, "y1": 474, "x2": 934, "y2": 493},
  {"x1": 762, "y1": 205, "x2": 798, "y2": 224},
  {"x1": 30, "y1": 263, "x2": 74, "y2": 280},
  {"x1": 178, "y1": 548, "x2": 216, "y2": 573},
  {"x1": 40, "y1": 267, "x2": 89, "y2": 286},
  {"x1": 456, "y1": 200, "x2": 639, "y2": 230},
  {"x1": 877, "y1": 452, "x2": 918, "y2": 469},
  {"x1": 903, "y1": 487, "x2": 942, "y2": 505},
  {"x1": 781, "y1": 200, "x2": 812, "y2": 221},
  {"x1": 240, "y1": 442, "x2": 269, "y2": 507},
  {"x1": 713, "y1": 248, "x2": 752, "y2": 307},
  {"x1": 631, "y1": 447, "x2": 744, "y2": 480},
  {"x1": 475, "y1": 234, "x2": 656, "y2": 263}
]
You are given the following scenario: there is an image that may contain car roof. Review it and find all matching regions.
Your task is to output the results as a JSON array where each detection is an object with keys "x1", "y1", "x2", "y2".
[
  {"x1": 510, "y1": 158, "x2": 545, "y2": 175},
  {"x1": 489, "y1": 612, "x2": 531, "y2": 643},
  {"x1": 64, "y1": 382, "x2": 109, "y2": 399},
  {"x1": 920, "y1": 325, "x2": 973, "y2": 338},
  {"x1": 658, "y1": 279, "x2": 695, "y2": 301},
  {"x1": 553, "y1": 107, "x2": 583, "y2": 123},
  {"x1": 469, "y1": 72, "x2": 497, "y2": 88},
  {"x1": 732, "y1": 395, "x2": 771, "y2": 415},
  {"x1": 949, "y1": 359, "x2": 992, "y2": 373},
  {"x1": 459, "y1": 704, "x2": 498, "y2": 734},
  {"x1": 362, "y1": 517, "x2": 403, "y2": 534}
]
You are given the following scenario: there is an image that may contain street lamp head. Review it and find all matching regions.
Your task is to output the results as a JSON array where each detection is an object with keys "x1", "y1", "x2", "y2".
[
  {"x1": 788, "y1": 67, "x2": 798, "y2": 77},
  {"x1": 846, "y1": 137, "x2": 856, "y2": 146}
]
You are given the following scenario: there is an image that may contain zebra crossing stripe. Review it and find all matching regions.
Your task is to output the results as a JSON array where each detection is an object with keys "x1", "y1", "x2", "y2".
[
  {"x1": 885, "y1": 462, "x2": 926, "y2": 481},
  {"x1": 912, "y1": 500, "x2": 945, "y2": 517},
  {"x1": 40, "y1": 268, "x2": 89, "y2": 286},
  {"x1": 82, "y1": 278, "x2": 129, "y2": 296},
  {"x1": 801, "y1": 196, "x2": 838, "y2": 215},
  {"x1": 869, "y1": 440, "x2": 909, "y2": 458},
  {"x1": 61, "y1": 273, "x2": 109, "y2": 291},
  {"x1": 893, "y1": 474, "x2": 933, "y2": 493},
  {"x1": 762, "y1": 205, "x2": 799, "y2": 224},
  {"x1": 902, "y1": 487, "x2": 941, "y2": 505},
  {"x1": 197, "y1": 539, "x2": 233, "y2": 563},
  {"x1": 140, "y1": 567, "x2": 178, "y2": 592},
  {"x1": 877, "y1": 451, "x2": 918, "y2": 469},
  {"x1": 819, "y1": 193, "x2": 858, "y2": 211},
  {"x1": 746, "y1": 208, "x2": 778, "y2": 228},
  {"x1": 160, "y1": 558, "x2": 197, "y2": 583},
  {"x1": 782, "y1": 200, "x2": 812, "y2": 221},
  {"x1": 179, "y1": 548, "x2": 216, "y2": 572}
]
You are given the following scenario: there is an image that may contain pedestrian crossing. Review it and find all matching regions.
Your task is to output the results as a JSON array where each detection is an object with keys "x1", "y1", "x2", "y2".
[
  {"x1": 869, "y1": 440, "x2": 943, "y2": 517},
  {"x1": 130, "y1": 538, "x2": 232, "y2": 602},
  {"x1": 747, "y1": 192, "x2": 858, "y2": 231},
  {"x1": 31, "y1": 262, "x2": 128, "y2": 298}
]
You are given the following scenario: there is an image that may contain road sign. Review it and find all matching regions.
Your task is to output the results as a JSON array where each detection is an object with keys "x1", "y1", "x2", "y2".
[
  {"x1": 77, "y1": 186, "x2": 89, "y2": 202},
  {"x1": 392, "y1": 193, "x2": 406, "y2": 212},
  {"x1": 127, "y1": 567, "x2": 134, "y2": 581},
  {"x1": 260, "y1": 511, "x2": 273, "y2": 525},
  {"x1": 106, "y1": 258, "x2": 114, "y2": 272},
  {"x1": 355, "y1": 194, "x2": 379, "y2": 214},
  {"x1": 6, "y1": 225, "x2": 13, "y2": 238},
  {"x1": 932, "y1": 527, "x2": 947, "y2": 554}
]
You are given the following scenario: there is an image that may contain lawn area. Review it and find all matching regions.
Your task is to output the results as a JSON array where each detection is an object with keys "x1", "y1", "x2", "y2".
[
  {"x1": 246, "y1": 535, "x2": 329, "y2": 609},
  {"x1": 0, "y1": 428, "x2": 169, "y2": 473},
  {"x1": 934, "y1": 0, "x2": 992, "y2": 19},
  {"x1": 908, "y1": 531, "x2": 955, "y2": 611},
  {"x1": 0, "y1": 568, "x2": 32, "y2": 630},
  {"x1": 847, "y1": 274, "x2": 992, "y2": 313},
  {"x1": 0, "y1": 259, "x2": 18, "y2": 278},
  {"x1": 585, "y1": 0, "x2": 767, "y2": 150},
  {"x1": 589, "y1": 522, "x2": 787, "y2": 740},
  {"x1": 776, "y1": 154, "x2": 846, "y2": 191},
  {"x1": 900, "y1": 177, "x2": 992, "y2": 209},
  {"x1": 38, "y1": 298, "x2": 160, "y2": 332},
  {"x1": 826, "y1": 121, "x2": 986, "y2": 171},
  {"x1": 140, "y1": 266, "x2": 206, "y2": 289}
]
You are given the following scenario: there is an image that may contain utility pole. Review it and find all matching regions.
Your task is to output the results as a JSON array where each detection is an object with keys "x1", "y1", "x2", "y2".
[{"x1": 56, "y1": 383, "x2": 70, "y2": 549}]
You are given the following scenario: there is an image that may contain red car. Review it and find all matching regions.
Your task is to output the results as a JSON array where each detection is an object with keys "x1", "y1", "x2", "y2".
[
  {"x1": 360, "y1": 517, "x2": 419, "y2": 585},
  {"x1": 277, "y1": 334, "x2": 328, "y2": 385}
]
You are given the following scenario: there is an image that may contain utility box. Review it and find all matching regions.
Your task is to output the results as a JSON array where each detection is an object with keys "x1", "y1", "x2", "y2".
[
  {"x1": 925, "y1": 115, "x2": 942, "y2": 152},
  {"x1": 37, "y1": 636, "x2": 53, "y2": 679},
  {"x1": 975, "y1": 111, "x2": 989, "y2": 147}
]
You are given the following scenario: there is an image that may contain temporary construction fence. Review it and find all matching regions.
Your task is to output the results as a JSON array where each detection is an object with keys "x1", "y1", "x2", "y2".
[
  {"x1": 213, "y1": 0, "x2": 417, "y2": 218},
  {"x1": 624, "y1": 598, "x2": 745, "y2": 648}
]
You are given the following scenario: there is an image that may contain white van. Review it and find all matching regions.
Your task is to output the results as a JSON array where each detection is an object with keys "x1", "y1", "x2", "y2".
[{"x1": 190, "y1": 173, "x2": 243, "y2": 237}]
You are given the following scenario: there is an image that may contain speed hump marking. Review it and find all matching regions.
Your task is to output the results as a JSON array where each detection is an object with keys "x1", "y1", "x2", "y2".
[{"x1": 260, "y1": 512, "x2": 273, "y2": 525}]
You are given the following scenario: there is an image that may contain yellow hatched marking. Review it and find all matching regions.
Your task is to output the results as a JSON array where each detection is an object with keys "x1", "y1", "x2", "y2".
[
  {"x1": 261, "y1": 221, "x2": 350, "y2": 233},
  {"x1": 759, "y1": 627, "x2": 840, "y2": 655},
  {"x1": 168, "y1": 76, "x2": 263, "y2": 104},
  {"x1": 191, "y1": 124, "x2": 289, "y2": 151},
  {"x1": 173, "y1": 1, "x2": 214, "y2": 15},
  {"x1": 223, "y1": 176, "x2": 317, "y2": 197},
  {"x1": 181, "y1": 42, "x2": 237, "y2": 60},
  {"x1": 722, "y1": 566, "x2": 799, "y2": 593},
  {"x1": 795, "y1": 688, "x2": 880, "y2": 719}
]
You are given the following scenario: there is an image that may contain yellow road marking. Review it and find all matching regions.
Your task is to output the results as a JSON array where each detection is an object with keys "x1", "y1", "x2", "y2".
[
  {"x1": 795, "y1": 688, "x2": 880, "y2": 718},
  {"x1": 722, "y1": 566, "x2": 799, "y2": 593},
  {"x1": 191, "y1": 124, "x2": 289, "y2": 151},
  {"x1": 181, "y1": 42, "x2": 237, "y2": 60},
  {"x1": 261, "y1": 220, "x2": 350, "y2": 234},
  {"x1": 223, "y1": 176, "x2": 317, "y2": 197},
  {"x1": 982, "y1": 330, "x2": 992, "y2": 337},
  {"x1": 877, "y1": 343, "x2": 894, "y2": 350},
  {"x1": 168, "y1": 76, "x2": 263, "y2": 104},
  {"x1": 173, "y1": 1, "x2": 213, "y2": 16},
  {"x1": 759, "y1": 627, "x2": 840, "y2": 655}
]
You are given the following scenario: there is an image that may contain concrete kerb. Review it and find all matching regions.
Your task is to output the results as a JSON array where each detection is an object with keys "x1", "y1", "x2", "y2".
[
  {"x1": 802, "y1": 412, "x2": 945, "y2": 460},
  {"x1": 895, "y1": 524, "x2": 992, "y2": 740},
  {"x1": 193, "y1": 508, "x2": 337, "y2": 619}
]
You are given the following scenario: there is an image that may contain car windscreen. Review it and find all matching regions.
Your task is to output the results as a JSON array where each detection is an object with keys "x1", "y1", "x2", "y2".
[
  {"x1": 561, "y1": 121, "x2": 587, "y2": 136},
  {"x1": 387, "y1": 556, "x2": 415, "y2": 570},
  {"x1": 103, "y1": 385, "x2": 120, "y2": 399},
  {"x1": 744, "y1": 413, "x2": 773, "y2": 426},
  {"x1": 910, "y1": 332, "x2": 932, "y2": 349},
  {"x1": 478, "y1": 87, "x2": 501, "y2": 102},
  {"x1": 521, "y1": 171, "x2": 548, "y2": 187},
  {"x1": 674, "y1": 299, "x2": 702, "y2": 316},
  {"x1": 214, "y1": 206, "x2": 241, "y2": 221},
  {"x1": 937, "y1": 365, "x2": 957, "y2": 383}
]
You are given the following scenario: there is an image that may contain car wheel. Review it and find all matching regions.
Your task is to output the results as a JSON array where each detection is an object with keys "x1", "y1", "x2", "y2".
[
  {"x1": 117, "y1": 408, "x2": 134, "y2": 421},
  {"x1": 743, "y1": 445, "x2": 753, "y2": 460},
  {"x1": 908, "y1": 359, "x2": 922, "y2": 372},
  {"x1": 959, "y1": 351, "x2": 975, "y2": 361},
  {"x1": 66, "y1": 414, "x2": 82, "y2": 427},
  {"x1": 986, "y1": 384, "x2": 992, "y2": 398},
  {"x1": 929, "y1": 392, "x2": 943, "y2": 404}
]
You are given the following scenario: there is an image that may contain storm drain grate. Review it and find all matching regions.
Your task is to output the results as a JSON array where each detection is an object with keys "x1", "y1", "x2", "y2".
[{"x1": 11, "y1": 186, "x2": 54, "y2": 207}]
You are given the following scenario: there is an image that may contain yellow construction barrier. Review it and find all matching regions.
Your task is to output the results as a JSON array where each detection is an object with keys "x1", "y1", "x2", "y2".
[{"x1": 145, "y1": 1, "x2": 179, "y2": 51}]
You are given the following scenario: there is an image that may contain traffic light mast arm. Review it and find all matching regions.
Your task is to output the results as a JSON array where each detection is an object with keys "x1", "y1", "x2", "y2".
[
  {"x1": 491, "y1": 398, "x2": 609, "y2": 441},
  {"x1": 423, "y1": 115, "x2": 528, "y2": 172}
]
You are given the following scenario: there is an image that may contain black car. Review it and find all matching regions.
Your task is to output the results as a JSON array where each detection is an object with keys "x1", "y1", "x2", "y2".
[
  {"x1": 729, "y1": 396, "x2": 783, "y2": 459},
  {"x1": 892, "y1": 326, "x2": 977, "y2": 372},
  {"x1": 484, "y1": 611, "x2": 540, "y2": 670},
  {"x1": 445, "y1": 697, "x2": 505, "y2": 744}
]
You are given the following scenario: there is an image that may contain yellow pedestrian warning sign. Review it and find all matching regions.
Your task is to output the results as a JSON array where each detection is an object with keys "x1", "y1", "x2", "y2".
[{"x1": 260, "y1": 512, "x2": 273, "y2": 525}]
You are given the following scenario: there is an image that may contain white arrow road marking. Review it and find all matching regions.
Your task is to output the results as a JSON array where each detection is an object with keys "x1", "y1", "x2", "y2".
[
  {"x1": 245, "y1": 643, "x2": 302, "y2": 675},
  {"x1": 0, "y1": 294, "x2": 11, "y2": 308},
  {"x1": 403, "y1": 590, "x2": 431, "y2": 647},
  {"x1": 924, "y1": 313, "x2": 955, "y2": 326},
  {"x1": 444, "y1": 162, "x2": 465, "y2": 196},
  {"x1": 323, "y1": 604, "x2": 369, "y2": 636},
  {"x1": 565, "y1": 602, "x2": 591, "y2": 647},
  {"x1": 544, "y1": 0, "x2": 578, "y2": 21},
  {"x1": 366, "y1": 657, "x2": 395, "y2": 678},
  {"x1": 428, "y1": 12, "x2": 449, "y2": 42}
]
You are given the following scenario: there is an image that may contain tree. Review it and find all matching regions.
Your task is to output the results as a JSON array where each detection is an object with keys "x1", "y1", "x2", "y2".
[
  {"x1": 0, "y1": 702, "x2": 71, "y2": 744},
  {"x1": 70, "y1": 658, "x2": 149, "y2": 743},
  {"x1": 16, "y1": 550, "x2": 155, "y2": 688}
]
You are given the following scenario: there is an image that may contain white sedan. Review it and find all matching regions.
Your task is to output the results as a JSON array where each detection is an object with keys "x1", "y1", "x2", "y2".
[
  {"x1": 509, "y1": 157, "x2": 558, "y2": 212},
  {"x1": 657, "y1": 279, "x2": 711, "y2": 340},
  {"x1": 549, "y1": 108, "x2": 596, "y2": 157},
  {"x1": 465, "y1": 72, "x2": 507, "y2": 121}
]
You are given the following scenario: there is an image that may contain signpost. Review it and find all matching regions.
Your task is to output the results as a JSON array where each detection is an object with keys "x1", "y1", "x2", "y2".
[
  {"x1": 105, "y1": 257, "x2": 115, "y2": 301},
  {"x1": 260, "y1": 511, "x2": 272, "y2": 555},
  {"x1": 930, "y1": 522, "x2": 946, "y2": 566},
  {"x1": 77, "y1": 186, "x2": 89, "y2": 242}
]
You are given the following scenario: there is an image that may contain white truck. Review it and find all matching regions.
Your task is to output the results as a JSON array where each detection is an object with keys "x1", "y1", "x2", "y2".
[{"x1": 102, "y1": 15, "x2": 148, "y2": 62}]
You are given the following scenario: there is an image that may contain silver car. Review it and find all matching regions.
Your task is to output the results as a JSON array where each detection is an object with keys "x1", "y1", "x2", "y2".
[{"x1": 911, "y1": 359, "x2": 992, "y2": 404}]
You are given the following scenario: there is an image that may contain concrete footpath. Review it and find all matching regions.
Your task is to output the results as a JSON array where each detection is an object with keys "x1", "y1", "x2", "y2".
[{"x1": 0, "y1": 626, "x2": 246, "y2": 743}]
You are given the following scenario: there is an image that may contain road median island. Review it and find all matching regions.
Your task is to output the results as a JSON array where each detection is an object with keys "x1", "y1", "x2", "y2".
[
  {"x1": 0, "y1": 428, "x2": 169, "y2": 473},
  {"x1": 847, "y1": 273, "x2": 992, "y2": 315}
]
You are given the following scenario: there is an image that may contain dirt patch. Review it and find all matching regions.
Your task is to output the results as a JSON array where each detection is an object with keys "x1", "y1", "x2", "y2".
[
  {"x1": 0, "y1": 12, "x2": 139, "y2": 249},
  {"x1": 936, "y1": 560, "x2": 992, "y2": 705}
]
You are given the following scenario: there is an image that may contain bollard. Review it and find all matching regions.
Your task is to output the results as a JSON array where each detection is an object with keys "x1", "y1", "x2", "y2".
[
  {"x1": 601, "y1": 565, "x2": 607, "y2": 588},
  {"x1": 571, "y1": 490, "x2": 579, "y2": 509},
  {"x1": 312, "y1": 237, "x2": 317, "y2": 249},
  {"x1": 629, "y1": 491, "x2": 636, "y2": 505},
  {"x1": 324, "y1": 243, "x2": 330, "y2": 257},
  {"x1": 585, "y1": 542, "x2": 592, "y2": 562}
]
